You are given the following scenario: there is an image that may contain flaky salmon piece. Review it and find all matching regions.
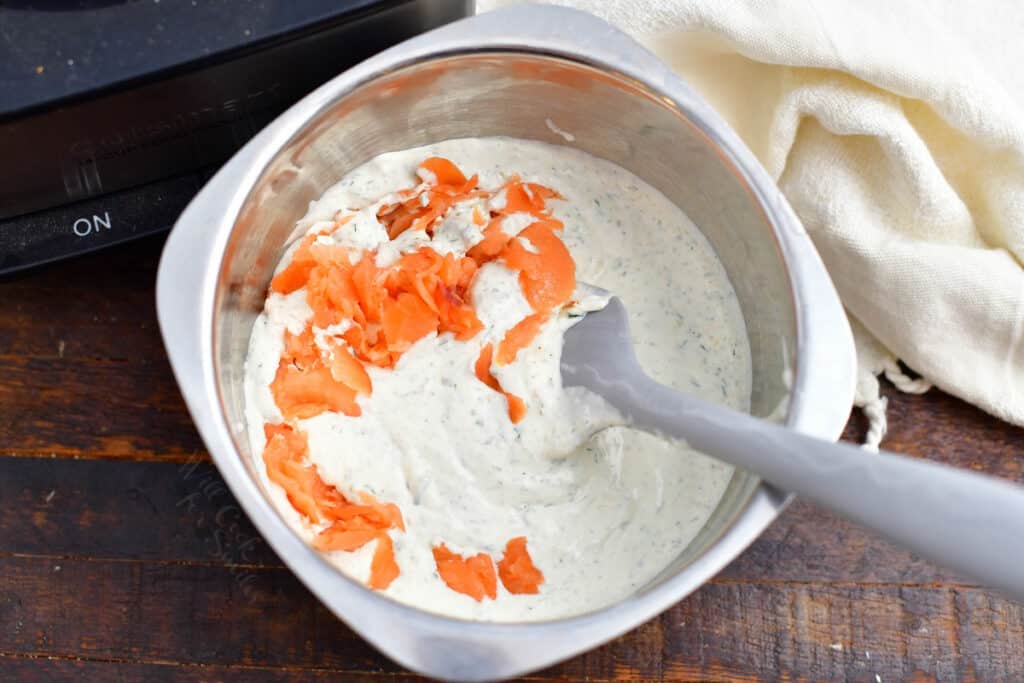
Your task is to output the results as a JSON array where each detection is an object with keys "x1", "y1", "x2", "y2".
[
  {"x1": 262, "y1": 423, "x2": 403, "y2": 590},
  {"x1": 497, "y1": 536, "x2": 544, "y2": 595},
  {"x1": 475, "y1": 343, "x2": 527, "y2": 423},
  {"x1": 432, "y1": 543, "x2": 498, "y2": 602}
]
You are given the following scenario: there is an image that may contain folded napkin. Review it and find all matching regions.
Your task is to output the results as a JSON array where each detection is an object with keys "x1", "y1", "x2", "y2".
[{"x1": 479, "y1": 0, "x2": 1024, "y2": 445}]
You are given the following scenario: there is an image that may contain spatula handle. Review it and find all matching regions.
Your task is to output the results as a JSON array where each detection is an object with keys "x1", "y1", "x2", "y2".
[{"x1": 609, "y1": 372, "x2": 1024, "y2": 602}]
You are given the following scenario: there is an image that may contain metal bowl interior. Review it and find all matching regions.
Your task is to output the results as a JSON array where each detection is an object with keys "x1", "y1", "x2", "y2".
[{"x1": 214, "y1": 51, "x2": 797, "y2": 598}]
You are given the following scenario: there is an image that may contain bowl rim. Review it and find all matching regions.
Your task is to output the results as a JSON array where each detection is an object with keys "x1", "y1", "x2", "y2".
[{"x1": 156, "y1": 6, "x2": 857, "y2": 680}]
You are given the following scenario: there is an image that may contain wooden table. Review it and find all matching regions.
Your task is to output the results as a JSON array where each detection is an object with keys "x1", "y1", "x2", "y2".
[{"x1": 2, "y1": 236, "x2": 1022, "y2": 682}]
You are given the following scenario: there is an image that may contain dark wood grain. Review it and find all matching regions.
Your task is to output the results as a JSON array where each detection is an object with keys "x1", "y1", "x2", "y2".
[
  {"x1": 0, "y1": 236, "x2": 165, "y2": 362},
  {"x1": 0, "y1": 456, "x2": 279, "y2": 566},
  {"x1": 0, "y1": 555, "x2": 394, "y2": 672},
  {"x1": 0, "y1": 658, "x2": 391, "y2": 683},
  {"x1": 0, "y1": 657, "x2": 440, "y2": 683},
  {"x1": 0, "y1": 356, "x2": 204, "y2": 461},
  {"x1": 0, "y1": 238, "x2": 203, "y2": 460},
  {"x1": 1, "y1": 236, "x2": 1022, "y2": 682}
]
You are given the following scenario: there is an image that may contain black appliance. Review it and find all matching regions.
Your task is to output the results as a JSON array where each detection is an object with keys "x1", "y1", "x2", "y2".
[{"x1": 0, "y1": 0, "x2": 473, "y2": 275}]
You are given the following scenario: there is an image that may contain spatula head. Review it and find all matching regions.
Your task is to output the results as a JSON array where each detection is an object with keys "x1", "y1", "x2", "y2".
[{"x1": 561, "y1": 295, "x2": 641, "y2": 394}]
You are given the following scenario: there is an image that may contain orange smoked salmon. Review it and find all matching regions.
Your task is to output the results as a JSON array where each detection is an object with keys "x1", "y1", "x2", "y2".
[{"x1": 261, "y1": 156, "x2": 578, "y2": 599}]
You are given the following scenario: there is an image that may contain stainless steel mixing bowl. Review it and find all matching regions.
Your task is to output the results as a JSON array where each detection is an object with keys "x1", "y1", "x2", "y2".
[{"x1": 157, "y1": 6, "x2": 856, "y2": 681}]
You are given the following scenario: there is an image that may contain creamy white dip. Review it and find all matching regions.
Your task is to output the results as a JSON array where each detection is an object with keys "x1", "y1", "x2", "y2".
[{"x1": 244, "y1": 137, "x2": 752, "y2": 621}]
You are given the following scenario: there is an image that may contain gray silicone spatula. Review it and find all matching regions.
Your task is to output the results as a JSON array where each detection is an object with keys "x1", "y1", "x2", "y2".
[{"x1": 561, "y1": 293, "x2": 1024, "y2": 601}]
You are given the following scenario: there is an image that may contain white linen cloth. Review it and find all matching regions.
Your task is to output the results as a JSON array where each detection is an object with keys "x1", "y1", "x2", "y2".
[{"x1": 479, "y1": 0, "x2": 1024, "y2": 444}]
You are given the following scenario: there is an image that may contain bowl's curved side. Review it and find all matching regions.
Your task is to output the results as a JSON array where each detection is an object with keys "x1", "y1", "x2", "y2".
[{"x1": 158, "y1": 5, "x2": 857, "y2": 682}]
